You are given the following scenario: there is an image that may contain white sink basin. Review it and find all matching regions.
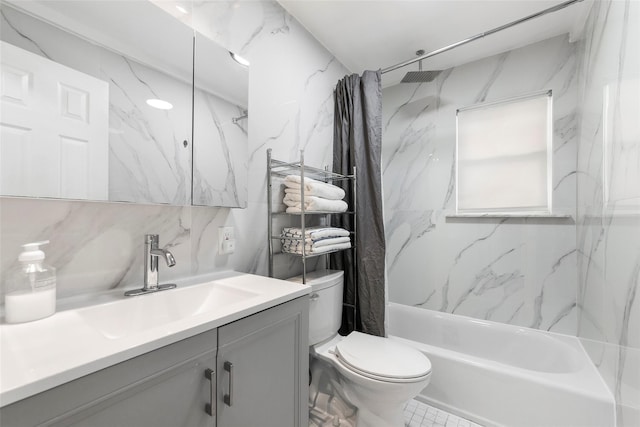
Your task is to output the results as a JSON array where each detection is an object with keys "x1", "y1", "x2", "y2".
[{"x1": 78, "y1": 282, "x2": 259, "y2": 339}]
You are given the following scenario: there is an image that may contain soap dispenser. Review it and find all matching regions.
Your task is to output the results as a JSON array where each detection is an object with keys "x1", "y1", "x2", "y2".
[{"x1": 4, "y1": 241, "x2": 57, "y2": 323}]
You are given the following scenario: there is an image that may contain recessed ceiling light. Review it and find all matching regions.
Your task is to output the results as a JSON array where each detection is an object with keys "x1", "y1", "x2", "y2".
[
  {"x1": 146, "y1": 98, "x2": 173, "y2": 110},
  {"x1": 229, "y1": 52, "x2": 250, "y2": 67},
  {"x1": 175, "y1": 4, "x2": 188, "y2": 14}
]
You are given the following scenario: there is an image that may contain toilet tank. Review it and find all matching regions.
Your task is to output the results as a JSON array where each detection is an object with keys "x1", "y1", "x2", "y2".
[{"x1": 287, "y1": 270, "x2": 344, "y2": 346}]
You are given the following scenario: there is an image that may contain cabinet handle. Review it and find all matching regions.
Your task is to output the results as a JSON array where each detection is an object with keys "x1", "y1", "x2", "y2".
[
  {"x1": 223, "y1": 361, "x2": 234, "y2": 407},
  {"x1": 204, "y1": 368, "x2": 216, "y2": 417},
  {"x1": 310, "y1": 293, "x2": 319, "y2": 301}
]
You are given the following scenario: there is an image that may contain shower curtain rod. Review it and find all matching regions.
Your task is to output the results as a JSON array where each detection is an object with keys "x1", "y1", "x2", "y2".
[{"x1": 380, "y1": 0, "x2": 583, "y2": 74}]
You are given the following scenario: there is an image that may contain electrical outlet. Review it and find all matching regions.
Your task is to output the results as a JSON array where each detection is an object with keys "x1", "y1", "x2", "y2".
[{"x1": 218, "y1": 226, "x2": 235, "y2": 254}]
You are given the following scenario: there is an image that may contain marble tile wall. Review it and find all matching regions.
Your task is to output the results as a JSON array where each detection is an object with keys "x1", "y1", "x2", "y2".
[
  {"x1": 188, "y1": 0, "x2": 347, "y2": 279},
  {"x1": 576, "y1": 0, "x2": 640, "y2": 424},
  {"x1": 0, "y1": 1, "x2": 348, "y2": 298},
  {"x1": 382, "y1": 35, "x2": 579, "y2": 335}
]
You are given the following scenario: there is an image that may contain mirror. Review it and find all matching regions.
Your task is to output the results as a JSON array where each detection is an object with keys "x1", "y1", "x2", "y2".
[
  {"x1": 0, "y1": 0, "x2": 248, "y2": 207},
  {"x1": 192, "y1": 32, "x2": 248, "y2": 208}
]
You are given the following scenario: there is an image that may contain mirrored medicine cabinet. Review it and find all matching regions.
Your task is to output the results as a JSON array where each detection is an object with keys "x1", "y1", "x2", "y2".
[{"x1": 0, "y1": 0, "x2": 248, "y2": 208}]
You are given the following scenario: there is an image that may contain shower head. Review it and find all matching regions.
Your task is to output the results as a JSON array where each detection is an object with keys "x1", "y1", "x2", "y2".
[
  {"x1": 400, "y1": 69, "x2": 442, "y2": 83},
  {"x1": 400, "y1": 50, "x2": 441, "y2": 83}
]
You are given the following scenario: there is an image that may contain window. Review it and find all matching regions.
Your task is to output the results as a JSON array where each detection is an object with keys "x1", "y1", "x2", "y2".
[{"x1": 456, "y1": 90, "x2": 552, "y2": 215}]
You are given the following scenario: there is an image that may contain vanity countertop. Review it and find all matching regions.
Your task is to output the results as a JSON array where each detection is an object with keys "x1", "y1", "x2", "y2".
[{"x1": 0, "y1": 271, "x2": 309, "y2": 407}]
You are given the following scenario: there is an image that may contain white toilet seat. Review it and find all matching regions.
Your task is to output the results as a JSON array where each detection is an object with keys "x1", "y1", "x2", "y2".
[{"x1": 333, "y1": 332, "x2": 431, "y2": 384}]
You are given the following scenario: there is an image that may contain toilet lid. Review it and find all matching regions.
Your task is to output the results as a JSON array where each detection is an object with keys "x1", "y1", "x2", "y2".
[{"x1": 335, "y1": 332, "x2": 431, "y2": 382}]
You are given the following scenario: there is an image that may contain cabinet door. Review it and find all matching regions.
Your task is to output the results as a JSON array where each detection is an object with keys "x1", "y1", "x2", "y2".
[
  {"x1": 1, "y1": 330, "x2": 217, "y2": 427},
  {"x1": 55, "y1": 352, "x2": 216, "y2": 427},
  {"x1": 217, "y1": 297, "x2": 309, "y2": 427}
]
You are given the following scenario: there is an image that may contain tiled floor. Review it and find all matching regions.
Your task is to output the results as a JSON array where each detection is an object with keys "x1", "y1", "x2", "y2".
[
  {"x1": 309, "y1": 396, "x2": 482, "y2": 427},
  {"x1": 404, "y1": 399, "x2": 483, "y2": 427}
]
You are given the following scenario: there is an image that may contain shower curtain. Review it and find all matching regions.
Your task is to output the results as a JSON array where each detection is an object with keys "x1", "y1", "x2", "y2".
[{"x1": 330, "y1": 70, "x2": 386, "y2": 337}]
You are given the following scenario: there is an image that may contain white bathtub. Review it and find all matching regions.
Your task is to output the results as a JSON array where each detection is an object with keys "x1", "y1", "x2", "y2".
[{"x1": 388, "y1": 303, "x2": 615, "y2": 427}]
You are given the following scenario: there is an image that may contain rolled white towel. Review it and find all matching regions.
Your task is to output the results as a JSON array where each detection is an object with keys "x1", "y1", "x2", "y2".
[{"x1": 283, "y1": 175, "x2": 345, "y2": 200}]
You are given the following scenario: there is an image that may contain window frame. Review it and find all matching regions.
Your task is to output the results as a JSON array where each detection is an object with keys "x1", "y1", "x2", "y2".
[{"x1": 455, "y1": 90, "x2": 553, "y2": 216}]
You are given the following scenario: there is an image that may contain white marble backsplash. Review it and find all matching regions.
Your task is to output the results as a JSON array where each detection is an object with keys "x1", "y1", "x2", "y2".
[
  {"x1": 576, "y1": 0, "x2": 640, "y2": 424},
  {"x1": 0, "y1": 199, "x2": 192, "y2": 296},
  {"x1": 383, "y1": 35, "x2": 579, "y2": 335}
]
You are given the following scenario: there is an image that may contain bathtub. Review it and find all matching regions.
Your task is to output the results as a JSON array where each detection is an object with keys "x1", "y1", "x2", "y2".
[{"x1": 388, "y1": 303, "x2": 615, "y2": 427}]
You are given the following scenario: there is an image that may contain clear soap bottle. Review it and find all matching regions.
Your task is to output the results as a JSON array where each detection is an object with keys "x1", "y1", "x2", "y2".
[{"x1": 4, "y1": 241, "x2": 57, "y2": 324}]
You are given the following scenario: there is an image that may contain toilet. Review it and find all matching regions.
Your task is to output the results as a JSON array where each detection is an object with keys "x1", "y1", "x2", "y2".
[{"x1": 289, "y1": 270, "x2": 432, "y2": 427}]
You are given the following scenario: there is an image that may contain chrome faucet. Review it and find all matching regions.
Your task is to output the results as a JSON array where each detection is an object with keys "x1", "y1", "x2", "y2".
[{"x1": 125, "y1": 234, "x2": 177, "y2": 296}]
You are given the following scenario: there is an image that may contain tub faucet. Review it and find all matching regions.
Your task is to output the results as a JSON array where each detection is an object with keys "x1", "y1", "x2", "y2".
[{"x1": 125, "y1": 234, "x2": 177, "y2": 296}]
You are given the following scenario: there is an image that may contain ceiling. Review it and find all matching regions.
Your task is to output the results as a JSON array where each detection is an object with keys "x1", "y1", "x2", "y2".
[{"x1": 278, "y1": 0, "x2": 591, "y2": 87}]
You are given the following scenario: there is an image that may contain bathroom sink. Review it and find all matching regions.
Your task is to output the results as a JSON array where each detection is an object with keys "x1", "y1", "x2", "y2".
[
  {"x1": 78, "y1": 281, "x2": 259, "y2": 339},
  {"x1": 1, "y1": 272, "x2": 309, "y2": 406}
]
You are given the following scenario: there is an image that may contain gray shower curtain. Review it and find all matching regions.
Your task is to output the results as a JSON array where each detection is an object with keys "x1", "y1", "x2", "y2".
[{"x1": 330, "y1": 70, "x2": 386, "y2": 337}]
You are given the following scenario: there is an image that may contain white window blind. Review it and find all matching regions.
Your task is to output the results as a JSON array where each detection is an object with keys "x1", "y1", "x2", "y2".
[{"x1": 456, "y1": 91, "x2": 552, "y2": 214}]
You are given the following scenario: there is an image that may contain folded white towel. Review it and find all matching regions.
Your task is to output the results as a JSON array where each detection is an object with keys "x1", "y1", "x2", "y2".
[
  {"x1": 281, "y1": 227, "x2": 350, "y2": 241},
  {"x1": 282, "y1": 192, "x2": 312, "y2": 203},
  {"x1": 285, "y1": 198, "x2": 348, "y2": 213},
  {"x1": 283, "y1": 175, "x2": 345, "y2": 200},
  {"x1": 289, "y1": 236, "x2": 350, "y2": 247},
  {"x1": 282, "y1": 241, "x2": 352, "y2": 255},
  {"x1": 282, "y1": 194, "x2": 348, "y2": 212},
  {"x1": 281, "y1": 236, "x2": 351, "y2": 252},
  {"x1": 284, "y1": 186, "x2": 346, "y2": 201}
]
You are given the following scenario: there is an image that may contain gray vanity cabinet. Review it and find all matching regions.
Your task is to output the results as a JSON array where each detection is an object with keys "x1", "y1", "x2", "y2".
[
  {"x1": 216, "y1": 296, "x2": 309, "y2": 427},
  {"x1": 0, "y1": 296, "x2": 309, "y2": 427}
]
